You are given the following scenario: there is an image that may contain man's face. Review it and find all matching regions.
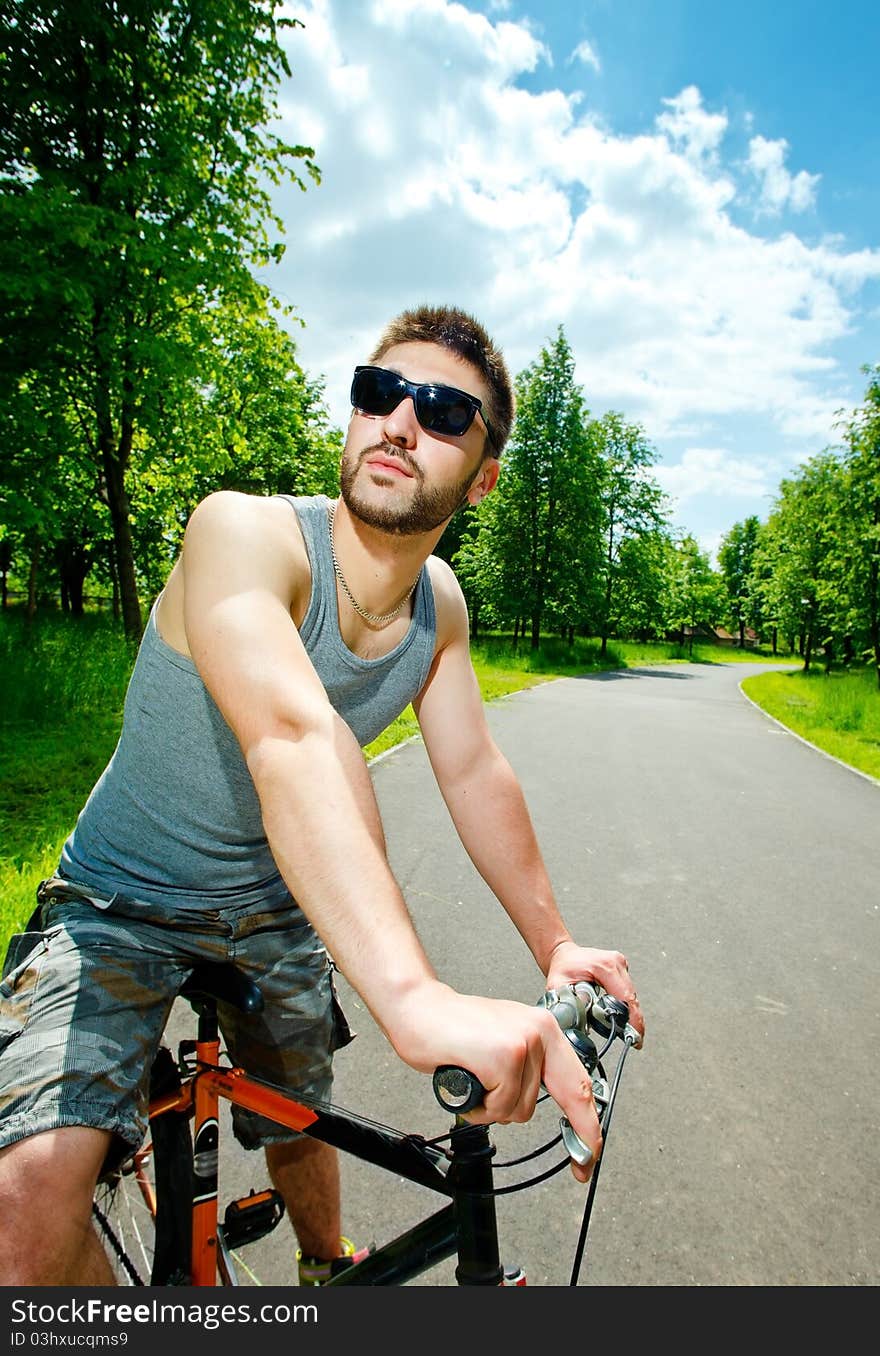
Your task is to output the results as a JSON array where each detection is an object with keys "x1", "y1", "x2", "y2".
[{"x1": 340, "y1": 341, "x2": 499, "y2": 535}]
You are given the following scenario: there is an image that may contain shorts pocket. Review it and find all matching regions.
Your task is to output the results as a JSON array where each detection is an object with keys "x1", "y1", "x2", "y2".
[
  {"x1": 0, "y1": 930, "x2": 49, "y2": 1047},
  {"x1": 328, "y1": 965, "x2": 355, "y2": 1053}
]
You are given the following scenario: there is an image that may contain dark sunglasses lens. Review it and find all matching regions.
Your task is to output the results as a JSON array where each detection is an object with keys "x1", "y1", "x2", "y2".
[
  {"x1": 351, "y1": 368, "x2": 404, "y2": 415},
  {"x1": 352, "y1": 368, "x2": 479, "y2": 437},
  {"x1": 416, "y1": 387, "x2": 476, "y2": 436}
]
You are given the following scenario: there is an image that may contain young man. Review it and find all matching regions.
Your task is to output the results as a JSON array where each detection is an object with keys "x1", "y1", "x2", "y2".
[{"x1": 0, "y1": 305, "x2": 644, "y2": 1285}]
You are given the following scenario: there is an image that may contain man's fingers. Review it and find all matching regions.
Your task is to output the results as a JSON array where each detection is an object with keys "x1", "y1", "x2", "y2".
[
  {"x1": 597, "y1": 953, "x2": 646, "y2": 1046},
  {"x1": 540, "y1": 1025, "x2": 603, "y2": 1180}
]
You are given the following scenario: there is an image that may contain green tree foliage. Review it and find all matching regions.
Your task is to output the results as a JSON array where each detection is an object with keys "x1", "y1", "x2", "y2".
[
  {"x1": 718, "y1": 515, "x2": 762, "y2": 646},
  {"x1": 128, "y1": 301, "x2": 342, "y2": 597},
  {"x1": 837, "y1": 366, "x2": 880, "y2": 685},
  {"x1": 589, "y1": 411, "x2": 671, "y2": 655},
  {"x1": 665, "y1": 534, "x2": 726, "y2": 652},
  {"x1": 751, "y1": 453, "x2": 844, "y2": 671},
  {"x1": 0, "y1": 0, "x2": 319, "y2": 636},
  {"x1": 459, "y1": 327, "x2": 602, "y2": 649},
  {"x1": 613, "y1": 530, "x2": 677, "y2": 642}
]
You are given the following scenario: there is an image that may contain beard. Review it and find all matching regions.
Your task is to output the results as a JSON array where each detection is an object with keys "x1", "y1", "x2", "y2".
[{"x1": 340, "y1": 441, "x2": 481, "y2": 535}]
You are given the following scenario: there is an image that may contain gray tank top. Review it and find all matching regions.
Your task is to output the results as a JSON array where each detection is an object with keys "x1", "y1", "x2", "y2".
[{"x1": 58, "y1": 494, "x2": 437, "y2": 909}]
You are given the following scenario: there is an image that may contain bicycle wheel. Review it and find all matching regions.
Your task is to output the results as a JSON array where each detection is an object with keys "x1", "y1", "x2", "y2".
[
  {"x1": 93, "y1": 1142, "x2": 157, "y2": 1285},
  {"x1": 92, "y1": 1044, "x2": 194, "y2": 1285}
]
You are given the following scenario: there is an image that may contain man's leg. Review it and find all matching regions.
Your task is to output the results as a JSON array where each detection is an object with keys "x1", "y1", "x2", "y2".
[
  {"x1": 0, "y1": 1128, "x2": 116, "y2": 1285},
  {"x1": 264, "y1": 1136, "x2": 342, "y2": 1261}
]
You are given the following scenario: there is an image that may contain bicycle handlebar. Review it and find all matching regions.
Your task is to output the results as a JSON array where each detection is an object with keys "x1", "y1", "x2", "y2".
[{"x1": 432, "y1": 981, "x2": 637, "y2": 1165}]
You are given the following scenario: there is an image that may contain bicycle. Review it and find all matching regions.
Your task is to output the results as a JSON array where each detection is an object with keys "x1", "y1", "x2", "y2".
[{"x1": 92, "y1": 964, "x2": 638, "y2": 1288}]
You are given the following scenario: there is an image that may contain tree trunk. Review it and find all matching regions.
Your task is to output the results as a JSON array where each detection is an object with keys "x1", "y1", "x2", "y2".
[
  {"x1": 26, "y1": 545, "x2": 39, "y2": 619},
  {"x1": 57, "y1": 542, "x2": 91, "y2": 617},
  {"x1": 102, "y1": 448, "x2": 142, "y2": 639},
  {"x1": 803, "y1": 628, "x2": 813, "y2": 673}
]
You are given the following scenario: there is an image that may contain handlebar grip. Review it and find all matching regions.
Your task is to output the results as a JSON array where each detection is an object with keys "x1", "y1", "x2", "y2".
[{"x1": 432, "y1": 1065, "x2": 486, "y2": 1114}]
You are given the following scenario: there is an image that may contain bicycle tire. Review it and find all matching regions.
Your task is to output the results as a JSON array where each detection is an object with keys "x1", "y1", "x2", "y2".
[
  {"x1": 93, "y1": 1142, "x2": 158, "y2": 1285},
  {"x1": 92, "y1": 1044, "x2": 194, "y2": 1285}
]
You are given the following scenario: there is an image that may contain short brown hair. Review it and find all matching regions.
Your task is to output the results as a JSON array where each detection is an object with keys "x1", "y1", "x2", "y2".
[{"x1": 368, "y1": 304, "x2": 515, "y2": 455}]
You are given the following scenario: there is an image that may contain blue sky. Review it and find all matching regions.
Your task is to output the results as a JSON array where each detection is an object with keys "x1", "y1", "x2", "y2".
[{"x1": 264, "y1": 0, "x2": 880, "y2": 558}]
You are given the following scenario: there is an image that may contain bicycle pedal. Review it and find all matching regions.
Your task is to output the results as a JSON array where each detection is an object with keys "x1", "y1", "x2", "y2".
[{"x1": 222, "y1": 1188, "x2": 286, "y2": 1248}]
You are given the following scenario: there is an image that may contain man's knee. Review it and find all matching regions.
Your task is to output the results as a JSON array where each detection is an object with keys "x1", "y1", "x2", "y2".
[
  {"x1": 0, "y1": 1127, "x2": 111, "y2": 1221},
  {"x1": 0, "y1": 1128, "x2": 113, "y2": 1284}
]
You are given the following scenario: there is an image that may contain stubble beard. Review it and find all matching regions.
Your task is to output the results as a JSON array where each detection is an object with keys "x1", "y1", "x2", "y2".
[{"x1": 339, "y1": 442, "x2": 480, "y2": 535}]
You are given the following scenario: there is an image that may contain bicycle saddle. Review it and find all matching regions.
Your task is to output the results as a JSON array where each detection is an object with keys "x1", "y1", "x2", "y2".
[{"x1": 179, "y1": 962, "x2": 264, "y2": 1015}]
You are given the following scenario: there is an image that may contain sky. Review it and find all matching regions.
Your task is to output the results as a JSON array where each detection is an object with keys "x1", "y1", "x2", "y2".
[{"x1": 260, "y1": 0, "x2": 880, "y2": 559}]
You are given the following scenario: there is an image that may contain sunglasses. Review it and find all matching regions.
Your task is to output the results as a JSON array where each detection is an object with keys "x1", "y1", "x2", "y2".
[{"x1": 351, "y1": 365, "x2": 496, "y2": 450}]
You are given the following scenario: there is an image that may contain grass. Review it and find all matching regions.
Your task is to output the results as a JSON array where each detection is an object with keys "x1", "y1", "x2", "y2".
[
  {"x1": 0, "y1": 608, "x2": 865, "y2": 944},
  {"x1": 741, "y1": 666, "x2": 880, "y2": 782},
  {"x1": 0, "y1": 611, "x2": 135, "y2": 942}
]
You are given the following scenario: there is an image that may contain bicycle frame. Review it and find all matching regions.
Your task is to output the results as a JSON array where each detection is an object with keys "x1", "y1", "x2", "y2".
[{"x1": 152, "y1": 994, "x2": 506, "y2": 1287}]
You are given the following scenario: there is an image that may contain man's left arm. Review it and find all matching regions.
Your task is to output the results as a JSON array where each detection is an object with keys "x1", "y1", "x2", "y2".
[{"x1": 414, "y1": 564, "x2": 645, "y2": 1044}]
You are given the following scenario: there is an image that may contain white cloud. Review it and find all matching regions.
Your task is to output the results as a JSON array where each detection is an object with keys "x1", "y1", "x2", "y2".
[
  {"x1": 569, "y1": 39, "x2": 601, "y2": 73},
  {"x1": 746, "y1": 135, "x2": 820, "y2": 215},
  {"x1": 655, "y1": 85, "x2": 728, "y2": 162},
  {"x1": 654, "y1": 448, "x2": 774, "y2": 505},
  {"x1": 266, "y1": 1, "x2": 880, "y2": 508}
]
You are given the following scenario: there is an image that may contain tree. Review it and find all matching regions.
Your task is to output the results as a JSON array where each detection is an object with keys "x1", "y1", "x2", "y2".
[
  {"x1": 0, "y1": 0, "x2": 318, "y2": 637},
  {"x1": 665, "y1": 534, "x2": 726, "y2": 653},
  {"x1": 469, "y1": 328, "x2": 601, "y2": 649},
  {"x1": 718, "y1": 515, "x2": 762, "y2": 646},
  {"x1": 590, "y1": 411, "x2": 670, "y2": 655},
  {"x1": 837, "y1": 366, "x2": 880, "y2": 686},
  {"x1": 130, "y1": 300, "x2": 342, "y2": 594},
  {"x1": 750, "y1": 453, "x2": 842, "y2": 672},
  {"x1": 613, "y1": 530, "x2": 675, "y2": 642}
]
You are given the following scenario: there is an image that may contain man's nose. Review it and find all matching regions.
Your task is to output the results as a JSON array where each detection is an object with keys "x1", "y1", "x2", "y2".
[{"x1": 381, "y1": 397, "x2": 419, "y2": 448}]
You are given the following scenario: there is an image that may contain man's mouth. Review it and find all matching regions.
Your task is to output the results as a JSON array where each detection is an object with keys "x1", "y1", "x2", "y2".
[{"x1": 364, "y1": 452, "x2": 416, "y2": 479}]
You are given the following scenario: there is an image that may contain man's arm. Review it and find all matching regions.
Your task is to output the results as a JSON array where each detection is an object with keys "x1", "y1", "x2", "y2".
[
  {"x1": 413, "y1": 560, "x2": 644, "y2": 1042},
  {"x1": 180, "y1": 493, "x2": 606, "y2": 1177}
]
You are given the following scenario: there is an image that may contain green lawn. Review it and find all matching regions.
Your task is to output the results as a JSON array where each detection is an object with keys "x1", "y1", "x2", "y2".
[{"x1": 741, "y1": 667, "x2": 880, "y2": 782}]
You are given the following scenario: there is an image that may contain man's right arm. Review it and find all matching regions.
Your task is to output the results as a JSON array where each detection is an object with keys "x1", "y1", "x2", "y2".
[
  {"x1": 181, "y1": 492, "x2": 436, "y2": 1016},
  {"x1": 180, "y1": 492, "x2": 603, "y2": 1179}
]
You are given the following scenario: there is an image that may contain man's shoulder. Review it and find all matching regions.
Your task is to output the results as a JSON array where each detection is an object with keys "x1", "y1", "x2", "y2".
[
  {"x1": 187, "y1": 491, "x2": 313, "y2": 548},
  {"x1": 183, "y1": 491, "x2": 313, "y2": 589},
  {"x1": 426, "y1": 555, "x2": 468, "y2": 640},
  {"x1": 188, "y1": 489, "x2": 309, "y2": 525}
]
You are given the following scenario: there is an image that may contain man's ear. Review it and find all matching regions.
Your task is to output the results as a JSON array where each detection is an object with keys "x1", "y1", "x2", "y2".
[{"x1": 465, "y1": 457, "x2": 501, "y2": 506}]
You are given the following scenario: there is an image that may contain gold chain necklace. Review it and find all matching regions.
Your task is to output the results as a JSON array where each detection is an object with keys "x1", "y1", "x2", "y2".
[{"x1": 327, "y1": 505, "x2": 419, "y2": 627}]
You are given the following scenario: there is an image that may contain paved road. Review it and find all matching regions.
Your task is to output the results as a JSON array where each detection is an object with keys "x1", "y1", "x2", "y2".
[{"x1": 200, "y1": 661, "x2": 879, "y2": 1287}]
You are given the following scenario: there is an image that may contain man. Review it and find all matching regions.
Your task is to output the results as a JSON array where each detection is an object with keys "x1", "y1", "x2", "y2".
[{"x1": 0, "y1": 304, "x2": 644, "y2": 1285}]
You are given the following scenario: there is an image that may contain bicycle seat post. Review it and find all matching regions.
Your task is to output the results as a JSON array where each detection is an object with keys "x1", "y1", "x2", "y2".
[
  {"x1": 192, "y1": 997, "x2": 219, "y2": 1048},
  {"x1": 186, "y1": 992, "x2": 222, "y2": 1285},
  {"x1": 446, "y1": 1122, "x2": 503, "y2": 1286}
]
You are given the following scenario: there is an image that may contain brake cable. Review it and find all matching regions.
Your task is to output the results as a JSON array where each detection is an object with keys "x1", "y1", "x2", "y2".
[{"x1": 568, "y1": 1031, "x2": 634, "y2": 1285}]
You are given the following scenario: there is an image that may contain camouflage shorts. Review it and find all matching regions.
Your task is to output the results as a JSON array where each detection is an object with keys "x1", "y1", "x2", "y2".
[{"x1": 0, "y1": 879, "x2": 354, "y2": 1169}]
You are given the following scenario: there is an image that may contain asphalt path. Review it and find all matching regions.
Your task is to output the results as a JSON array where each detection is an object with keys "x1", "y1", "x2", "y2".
[{"x1": 183, "y1": 660, "x2": 879, "y2": 1288}]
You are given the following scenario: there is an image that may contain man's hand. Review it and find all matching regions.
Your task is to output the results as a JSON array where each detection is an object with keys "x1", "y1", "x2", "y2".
[
  {"x1": 387, "y1": 983, "x2": 603, "y2": 1182},
  {"x1": 544, "y1": 942, "x2": 646, "y2": 1049}
]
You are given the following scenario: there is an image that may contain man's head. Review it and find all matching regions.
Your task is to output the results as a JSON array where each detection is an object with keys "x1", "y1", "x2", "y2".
[
  {"x1": 367, "y1": 304, "x2": 515, "y2": 457},
  {"x1": 340, "y1": 305, "x2": 514, "y2": 537}
]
